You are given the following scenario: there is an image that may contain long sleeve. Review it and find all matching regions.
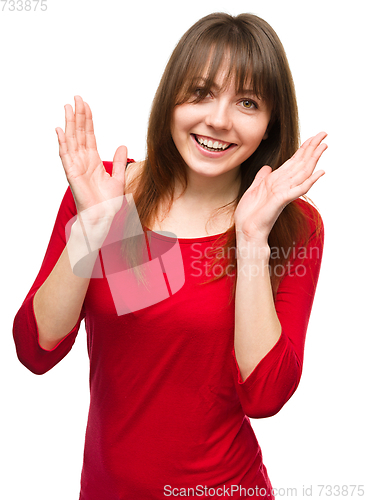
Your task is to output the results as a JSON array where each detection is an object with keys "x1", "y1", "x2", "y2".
[
  {"x1": 232, "y1": 199, "x2": 324, "y2": 418},
  {"x1": 12, "y1": 185, "x2": 85, "y2": 375}
]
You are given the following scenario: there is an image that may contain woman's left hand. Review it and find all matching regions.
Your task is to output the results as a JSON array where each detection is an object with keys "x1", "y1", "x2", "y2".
[{"x1": 234, "y1": 132, "x2": 328, "y2": 245}]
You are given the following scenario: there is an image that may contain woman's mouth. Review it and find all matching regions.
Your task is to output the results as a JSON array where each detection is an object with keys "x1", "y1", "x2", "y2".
[{"x1": 193, "y1": 134, "x2": 234, "y2": 153}]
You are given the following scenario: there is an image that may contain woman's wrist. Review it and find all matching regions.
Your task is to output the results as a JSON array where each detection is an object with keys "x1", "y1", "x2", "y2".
[
  {"x1": 72, "y1": 216, "x2": 112, "y2": 250},
  {"x1": 67, "y1": 219, "x2": 112, "y2": 278},
  {"x1": 235, "y1": 235, "x2": 271, "y2": 280},
  {"x1": 236, "y1": 230, "x2": 270, "y2": 259}
]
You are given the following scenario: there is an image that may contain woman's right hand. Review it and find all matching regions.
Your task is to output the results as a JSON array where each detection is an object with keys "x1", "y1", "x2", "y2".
[{"x1": 56, "y1": 95, "x2": 127, "y2": 225}]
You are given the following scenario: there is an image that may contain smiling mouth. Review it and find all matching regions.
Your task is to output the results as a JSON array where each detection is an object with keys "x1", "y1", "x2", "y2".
[{"x1": 193, "y1": 134, "x2": 234, "y2": 152}]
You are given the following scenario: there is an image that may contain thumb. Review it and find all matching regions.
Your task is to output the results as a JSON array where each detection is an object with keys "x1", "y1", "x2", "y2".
[
  {"x1": 112, "y1": 145, "x2": 128, "y2": 182},
  {"x1": 248, "y1": 165, "x2": 272, "y2": 191}
]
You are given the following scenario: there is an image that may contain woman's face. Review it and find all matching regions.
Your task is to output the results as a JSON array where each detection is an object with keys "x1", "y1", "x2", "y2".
[{"x1": 171, "y1": 67, "x2": 272, "y2": 180}]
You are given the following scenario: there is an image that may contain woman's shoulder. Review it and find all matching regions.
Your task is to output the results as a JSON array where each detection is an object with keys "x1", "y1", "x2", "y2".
[
  {"x1": 293, "y1": 197, "x2": 321, "y2": 216},
  {"x1": 293, "y1": 197, "x2": 324, "y2": 246},
  {"x1": 293, "y1": 197, "x2": 323, "y2": 224}
]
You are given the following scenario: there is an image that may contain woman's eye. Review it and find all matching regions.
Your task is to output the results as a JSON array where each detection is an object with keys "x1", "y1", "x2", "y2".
[
  {"x1": 240, "y1": 99, "x2": 256, "y2": 109},
  {"x1": 194, "y1": 88, "x2": 207, "y2": 97},
  {"x1": 193, "y1": 88, "x2": 214, "y2": 100}
]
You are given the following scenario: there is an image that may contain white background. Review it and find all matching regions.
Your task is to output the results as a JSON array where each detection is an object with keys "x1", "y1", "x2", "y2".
[{"x1": 1, "y1": 0, "x2": 365, "y2": 498}]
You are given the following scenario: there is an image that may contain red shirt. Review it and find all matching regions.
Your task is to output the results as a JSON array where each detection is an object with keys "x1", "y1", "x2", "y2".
[{"x1": 13, "y1": 161, "x2": 324, "y2": 499}]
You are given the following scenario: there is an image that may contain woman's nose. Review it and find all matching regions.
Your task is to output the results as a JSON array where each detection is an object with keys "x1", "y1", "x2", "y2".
[{"x1": 204, "y1": 100, "x2": 232, "y2": 131}]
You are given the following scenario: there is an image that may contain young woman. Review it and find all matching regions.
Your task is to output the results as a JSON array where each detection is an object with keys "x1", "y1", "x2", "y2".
[{"x1": 13, "y1": 12, "x2": 326, "y2": 500}]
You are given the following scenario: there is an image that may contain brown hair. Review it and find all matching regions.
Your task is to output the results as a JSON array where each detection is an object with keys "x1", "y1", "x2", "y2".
[{"x1": 125, "y1": 12, "x2": 322, "y2": 298}]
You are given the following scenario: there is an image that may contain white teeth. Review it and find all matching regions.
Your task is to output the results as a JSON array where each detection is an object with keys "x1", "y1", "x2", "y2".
[{"x1": 196, "y1": 136, "x2": 230, "y2": 151}]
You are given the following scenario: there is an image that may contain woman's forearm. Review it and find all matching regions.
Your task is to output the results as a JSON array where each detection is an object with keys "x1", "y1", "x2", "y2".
[
  {"x1": 33, "y1": 220, "x2": 108, "y2": 350},
  {"x1": 234, "y1": 232, "x2": 282, "y2": 382}
]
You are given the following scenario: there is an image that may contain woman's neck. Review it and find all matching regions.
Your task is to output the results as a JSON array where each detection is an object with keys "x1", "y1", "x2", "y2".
[
  {"x1": 175, "y1": 166, "x2": 241, "y2": 210},
  {"x1": 149, "y1": 168, "x2": 240, "y2": 237}
]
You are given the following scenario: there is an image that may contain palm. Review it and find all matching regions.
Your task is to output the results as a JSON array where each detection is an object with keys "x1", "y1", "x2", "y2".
[
  {"x1": 56, "y1": 96, "x2": 127, "y2": 220},
  {"x1": 234, "y1": 132, "x2": 327, "y2": 243}
]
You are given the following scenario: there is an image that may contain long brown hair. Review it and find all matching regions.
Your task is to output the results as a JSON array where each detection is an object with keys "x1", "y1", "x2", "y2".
[{"x1": 125, "y1": 12, "x2": 322, "y2": 298}]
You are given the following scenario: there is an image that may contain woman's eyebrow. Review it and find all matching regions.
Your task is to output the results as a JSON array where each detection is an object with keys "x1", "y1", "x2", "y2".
[
  {"x1": 238, "y1": 87, "x2": 263, "y2": 100},
  {"x1": 230, "y1": 87, "x2": 262, "y2": 100},
  {"x1": 193, "y1": 77, "x2": 260, "y2": 98}
]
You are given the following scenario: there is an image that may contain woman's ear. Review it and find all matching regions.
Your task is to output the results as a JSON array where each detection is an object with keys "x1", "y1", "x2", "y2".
[{"x1": 263, "y1": 130, "x2": 269, "y2": 140}]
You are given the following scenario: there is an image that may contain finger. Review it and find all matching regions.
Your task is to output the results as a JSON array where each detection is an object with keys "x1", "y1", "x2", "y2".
[
  {"x1": 302, "y1": 132, "x2": 328, "y2": 163},
  {"x1": 293, "y1": 136, "x2": 316, "y2": 163},
  {"x1": 278, "y1": 138, "x2": 312, "y2": 173},
  {"x1": 74, "y1": 95, "x2": 86, "y2": 149},
  {"x1": 55, "y1": 127, "x2": 72, "y2": 173},
  {"x1": 290, "y1": 142, "x2": 328, "y2": 188},
  {"x1": 64, "y1": 103, "x2": 78, "y2": 154},
  {"x1": 289, "y1": 169, "x2": 325, "y2": 200},
  {"x1": 298, "y1": 136, "x2": 314, "y2": 153},
  {"x1": 280, "y1": 133, "x2": 326, "y2": 176},
  {"x1": 112, "y1": 145, "x2": 128, "y2": 184},
  {"x1": 84, "y1": 102, "x2": 98, "y2": 150}
]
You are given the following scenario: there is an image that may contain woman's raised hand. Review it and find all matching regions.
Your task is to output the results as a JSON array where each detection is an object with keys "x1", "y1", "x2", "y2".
[
  {"x1": 234, "y1": 132, "x2": 327, "y2": 245},
  {"x1": 56, "y1": 96, "x2": 127, "y2": 224}
]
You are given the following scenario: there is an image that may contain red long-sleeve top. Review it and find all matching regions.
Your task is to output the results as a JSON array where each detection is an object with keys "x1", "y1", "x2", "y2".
[{"x1": 13, "y1": 161, "x2": 324, "y2": 500}]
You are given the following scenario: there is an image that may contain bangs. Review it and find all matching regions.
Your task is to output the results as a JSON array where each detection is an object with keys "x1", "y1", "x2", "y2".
[{"x1": 175, "y1": 24, "x2": 278, "y2": 107}]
